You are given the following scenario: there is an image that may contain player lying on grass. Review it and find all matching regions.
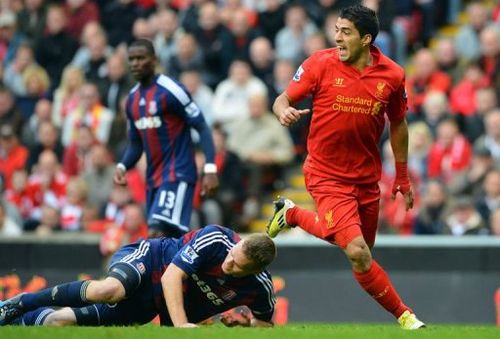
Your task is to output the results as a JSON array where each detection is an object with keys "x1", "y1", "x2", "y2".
[{"x1": 0, "y1": 225, "x2": 276, "y2": 327}]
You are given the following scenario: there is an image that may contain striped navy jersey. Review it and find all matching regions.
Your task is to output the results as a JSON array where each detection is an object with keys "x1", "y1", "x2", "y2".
[
  {"x1": 125, "y1": 74, "x2": 206, "y2": 187},
  {"x1": 148, "y1": 225, "x2": 276, "y2": 325}
]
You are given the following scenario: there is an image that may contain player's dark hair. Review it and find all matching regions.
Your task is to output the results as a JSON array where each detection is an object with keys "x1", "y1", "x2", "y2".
[
  {"x1": 242, "y1": 234, "x2": 276, "y2": 270},
  {"x1": 129, "y1": 39, "x2": 156, "y2": 56},
  {"x1": 339, "y1": 5, "x2": 379, "y2": 44}
]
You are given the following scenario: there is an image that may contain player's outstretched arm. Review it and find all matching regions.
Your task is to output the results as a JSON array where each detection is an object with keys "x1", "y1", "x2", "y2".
[
  {"x1": 389, "y1": 118, "x2": 413, "y2": 210},
  {"x1": 272, "y1": 92, "x2": 310, "y2": 127},
  {"x1": 161, "y1": 263, "x2": 197, "y2": 328}
]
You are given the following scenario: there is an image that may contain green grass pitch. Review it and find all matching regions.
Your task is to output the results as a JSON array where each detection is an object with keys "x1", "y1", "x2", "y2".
[{"x1": 1, "y1": 324, "x2": 499, "y2": 339}]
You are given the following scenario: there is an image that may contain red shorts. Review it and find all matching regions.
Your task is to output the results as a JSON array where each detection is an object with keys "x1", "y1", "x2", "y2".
[{"x1": 304, "y1": 170, "x2": 380, "y2": 249}]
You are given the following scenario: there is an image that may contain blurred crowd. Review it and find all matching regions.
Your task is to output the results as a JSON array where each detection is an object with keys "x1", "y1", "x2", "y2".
[{"x1": 0, "y1": 0, "x2": 498, "y2": 245}]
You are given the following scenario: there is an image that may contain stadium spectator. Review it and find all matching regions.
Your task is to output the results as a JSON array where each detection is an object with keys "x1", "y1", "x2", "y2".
[
  {"x1": 98, "y1": 53, "x2": 133, "y2": 114},
  {"x1": 81, "y1": 144, "x2": 115, "y2": 212},
  {"x1": 275, "y1": 4, "x2": 318, "y2": 65},
  {"x1": 219, "y1": 0, "x2": 258, "y2": 29},
  {"x1": 444, "y1": 195, "x2": 488, "y2": 236},
  {"x1": 299, "y1": 0, "x2": 352, "y2": 28},
  {"x1": 63, "y1": 0, "x2": 100, "y2": 41},
  {"x1": 475, "y1": 169, "x2": 500, "y2": 228},
  {"x1": 414, "y1": 180, "x2": 450, "y2": 235},
  {"x1": 477, "y1": 25, "x2": 500, "y2": 85},
  {"x1": 197, "y1": 124, "x2": 245, "y2": 228},
  {"x1": 407, "y1": 121, "x2": 433, "y2": 180},
  {"x1": 421, "y1": 91, "x2": 451, "y2": 137},
  {"x1": 4, "y1": 169, "x2": 33, "y2": 222},
  {"x1": 113, "y1": 39, "x2": 218, "y2": 238},
  {"x1": 474, "y1": 109, "x2": 500, "y2": 168},
  {"x1": 248, "y1": 37, "x2": 275, "y2": 95},
  {"x1": 152, "y1": 9, "x2": 181, "y2": 72},
  {"x1": 257, "y1": 0, "x2": 286, "y2": 44},
  {"x1": 227, "y1": 93, "x2": 294, "y2": 225},
  {"x1": 406, "y1": 48, "x2": 451, "y2": 119},
  {"x1": 71, "y1": 21, "x2": 113, "y2": 71},
  {"x1": 227, "y1": 8, "x2": 261, "y2": 61},
  {"x1": 0, "y1": 10, "x2": 26, "y2": 67},
  {"x1": 16, "y1": 0, "x2": 46, "y2": 44},
  {"x1": 33, "y1": 205, "x2": 61, "y2": 235},
  {"x1": 178, "y1": 0, "x2": 209, "y2": 34},
  {"x1": 102, "y1": 185, "x2": 132, "y2": 226},
  {"x1": 0, "y1": 124, "x2": 28, "y2": 190},
  {"x1": 1, "y1": 226, "x2": 276, "y2": 328},
  {"x1": 427, "y1": 118, "x2": 472, "y2": 184},
  {"x1": 52, "y1": 66, "x2": 85, "y2": 128},
  {"x1": 131, "y1": 17, "x2": 155, "y2": 42},
  {"x1": 101, "y1": 0, "x2": 141, "y2": 47},
  {"x1": 462, "y1": 86, "x2": 498, "y2": 143},
  {"x1": 21, "y1": 98, "x2": 52, "y2": 151},
  {"x1": 179, "y1": 69, "x2": 214, "y2": 126},
  {"x1": 0, "y1": 86, "x2": 23, "y2": 135},
  {"x1": 455, "y1": 1, "x2": 490, "y2": 61},
  {"x1": 211, "y1": 59, "x2": 267, "y2": 129},
  {"x1": 449, "y1": 143, "x2": 494, "y2": 198},
  {"x1": 3, "y1": 43, "x2": 37, "y2": 97},
  {"x1": 61, "y1": 82, "x2": 113, "y2": 147},
  {"x1": 167, "y1": 33, "x2": 204, "y2": 79},
  {"x1": 26, "y1": 150, "x2": 68, "y2": 224},
  {"x1": 99, "y1": 202, "x2": 148, "y2": 257},
  {"x1": 35, "y1": 5, "x2": 78, "y2": 89},
  {"x1": 191, "y1": 2, "x2": 236, "y2": 87},
  {"x1": 434, "y1": 37, "x2": 466, "y2": 85},
  {"x1": 62, "y1": 125, "x2": 98, "y2": 178},
  {"x1": 59, "y1": 177, "x2": 88, "y2": 231},
  {"x1": 268, "y1": 5, "x2": 425, "y2": 329},
  {"x1": 0, "y1": 200, "x2": 22, "y2": 237},
  {"x1": 449, "y1": 62, "x2": 488, "y2": 118},
  {"x1": 26, "y1": 121, "x2": 64, "y2": 173}
]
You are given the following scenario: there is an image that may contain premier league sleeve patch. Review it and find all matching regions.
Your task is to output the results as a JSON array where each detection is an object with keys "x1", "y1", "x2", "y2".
[
  {"x1": 181, "y1": 245, "x2": 199, "y2": 264},
  {"x1": 293, "y1": 65, "x2": 304, "y2": 82}
]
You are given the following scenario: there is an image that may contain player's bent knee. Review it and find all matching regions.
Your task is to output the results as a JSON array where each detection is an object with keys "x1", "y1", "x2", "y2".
[
  {"x1": 107, "y1": 262, "x2": 140, "y2": 299},
  {"x1": 344, "y1": 242, "x2": 372, "y2": 267},
  {"x1": 87, "y1": 278, "x2": 125, "y2": 303},
  {"x1": 44, "y1": 308, "x2": 77, "y2": 326}
]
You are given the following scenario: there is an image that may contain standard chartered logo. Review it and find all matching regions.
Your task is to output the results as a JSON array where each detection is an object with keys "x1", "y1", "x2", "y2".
[
  {"x1": 191, "y1": 273, "x2": 224, "y2": 306},
  {"x1": 333, "y1": 95, "x2": 383, "y2": 116}
]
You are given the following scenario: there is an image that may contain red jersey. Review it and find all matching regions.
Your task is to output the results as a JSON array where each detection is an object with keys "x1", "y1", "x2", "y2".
[{"x1": 286, "y1": 46, "x2": 407, "y2": 184}]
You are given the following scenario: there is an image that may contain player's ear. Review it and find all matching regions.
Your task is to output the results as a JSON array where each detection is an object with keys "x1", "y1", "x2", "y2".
[{"x1": 361, "y1": 34, "x2": 372, "y2": 47}]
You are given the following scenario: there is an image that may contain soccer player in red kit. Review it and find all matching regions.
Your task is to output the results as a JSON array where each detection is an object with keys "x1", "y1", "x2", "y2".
[{"x1": 267, "y1": 5, "x2": 425, "y2": 329}]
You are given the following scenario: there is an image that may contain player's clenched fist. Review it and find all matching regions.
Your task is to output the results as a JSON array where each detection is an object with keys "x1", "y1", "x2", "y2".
[{"x1": 278, "y1": 107, "x2": 310, "y2": 127}]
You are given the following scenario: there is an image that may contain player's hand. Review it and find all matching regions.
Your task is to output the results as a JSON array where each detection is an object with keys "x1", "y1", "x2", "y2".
[
  {"x1": 391, "y1": 180, "x2": 414, "y2": 211},
  {"x1": 278, "y1": 107, "x2": 310, "y2": 127},
  {"x1": 178, "y1": 322, "x2": 198, "y2": 328},
  {"x1": 220, "y1": 310, "x2": 251, "y2": 327},
  {"x1": 113, "y1": 166, "x2": 127, "y2": 186},
  {"x1": 201, "y1": 173, "x2": 219, "y2": 196}
]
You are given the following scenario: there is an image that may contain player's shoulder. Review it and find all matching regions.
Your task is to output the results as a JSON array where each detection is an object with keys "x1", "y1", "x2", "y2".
[
  {"x1": 155, "y1": 74, "x2": 192, "y2": 105},
  {"x1": 253, "y1": 270, "x2": 276, "y2": 298},
  {"x1": 306, "y1": 48, "x2": 338, "y2": 65},
  {"x1": 190, "y1": 225, "x2": 238, "y2": 250},
  {"x1": 376, "y1": 49, "x2": 405, "y2": 80},
  {"x1": 128, "y1": 83, "x2": 140, "y2": 96}
]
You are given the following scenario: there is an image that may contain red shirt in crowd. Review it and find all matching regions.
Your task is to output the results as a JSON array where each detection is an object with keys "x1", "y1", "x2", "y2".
[
  {"x1": 286, "y1": 46, "x2": 407, "y2": 184},
  {"x1": 0, "y1": 144, "x2": 28, "y2": 190}
]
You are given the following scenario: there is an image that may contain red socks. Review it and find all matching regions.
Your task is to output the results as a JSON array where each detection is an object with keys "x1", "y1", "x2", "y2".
[
  {"x1": 286, "y1": 206, "x2": 324, "y2": 239},
  {"x1": 353, "y1": 260, "x2": 410, "y2": 318}
]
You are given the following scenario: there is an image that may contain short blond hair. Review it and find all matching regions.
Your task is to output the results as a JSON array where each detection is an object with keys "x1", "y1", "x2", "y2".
[{"x1": 242, "y1": 233, "x2": 276, "y2": 270}]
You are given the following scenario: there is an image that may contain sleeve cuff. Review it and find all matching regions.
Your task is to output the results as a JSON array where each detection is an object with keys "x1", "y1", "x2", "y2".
[
  {"x1": 116, "y1": 163, "x2": 127, "y2": 172},
  {"x1": 203, "y1": 163, "x2": 217, "y2": 174}
]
